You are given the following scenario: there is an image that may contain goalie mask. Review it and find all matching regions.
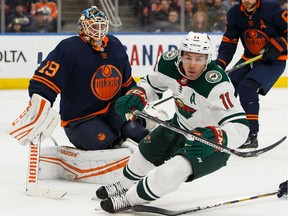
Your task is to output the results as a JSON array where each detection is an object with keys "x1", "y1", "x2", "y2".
[
  {"x1": 176, "y1": 32, "x2": 212, "y2": 79},
  {"x1": 78, "y1": 6, "x2": 109, "y2": 51}
]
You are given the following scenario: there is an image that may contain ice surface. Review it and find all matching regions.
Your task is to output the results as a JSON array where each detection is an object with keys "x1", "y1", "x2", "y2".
[{"x1": 0, "y1": 89, "x2": 287, "y2": 216}]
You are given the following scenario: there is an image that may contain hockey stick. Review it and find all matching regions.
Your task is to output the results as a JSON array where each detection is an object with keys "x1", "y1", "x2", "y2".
[
  {"x1": 132, "y1": 190, "x2": 279, "y2": 215},
  {"x1": 225, "y1": 54, "x2": 263, "y2": 74},
  {"x1": 131, "y1": 110, "x2": 286, "y2": 158},
  {"x1": 26, "y1": 134, "x2": 67, "y2": 199},
  {"x1": 150, "y1": 96, "x2": 174, "y2": 108}
]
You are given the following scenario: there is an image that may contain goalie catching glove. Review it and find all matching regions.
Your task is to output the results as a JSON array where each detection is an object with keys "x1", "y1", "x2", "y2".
[
  {"x1": 115, "y1": 86, "x2": 147, "y2": 121},
  {"x1": 262, "y1": 36, "x2": 287, "y2": 63},
  {"x1": 7, "y1": 94, "x2": 60, "y2": 145},
  {"x1": 184, "y1": 126, "x2": 227, "y2": 158}
]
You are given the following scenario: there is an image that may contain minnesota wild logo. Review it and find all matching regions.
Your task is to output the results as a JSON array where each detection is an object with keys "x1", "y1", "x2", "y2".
[
  {"x1": 175, "y1": 98, "x2": 196, "y2": 119},
  {"x1": 163, "y1": 50, "x2": 178, "y2": 60},
  {"x1": 205, "y1": 70, "x2": 222, "y2": 83}
]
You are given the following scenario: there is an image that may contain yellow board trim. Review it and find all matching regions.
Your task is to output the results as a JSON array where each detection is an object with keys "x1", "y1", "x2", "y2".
[
  {"x1": 0, "y1": 78, "x2": 30, "y2": 89},
  {"x1": 0, "y1": 77, "x2": 287, "y2": 89}
]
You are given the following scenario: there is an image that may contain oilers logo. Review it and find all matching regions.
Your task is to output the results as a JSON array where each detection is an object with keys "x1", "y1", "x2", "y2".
[
  {"x1": 244, "y1": 29, "x2": 269, "y2": 55},
  {"x1": 91, "y1": 65, "x2": 122, "y2": 100}
]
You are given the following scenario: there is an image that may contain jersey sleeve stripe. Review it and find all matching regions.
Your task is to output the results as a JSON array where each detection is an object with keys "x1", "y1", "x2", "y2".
[
  {"x1": 122, "y1": 75, "x2": 132, "y2": 87},
  {"x1": 218, "y1": 112, "x2": 247, "y2": 126},
  {"x1": 32, "y1": 75, "x2": 61, "y2": 94},
  {"x1": 222, "y1": 36, "x2": 238, "y2": 44}
]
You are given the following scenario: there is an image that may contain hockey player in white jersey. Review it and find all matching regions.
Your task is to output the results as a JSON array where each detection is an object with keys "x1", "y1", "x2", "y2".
[{"x1": 96, "y1": 32, "x2": 250, "y2": 213}]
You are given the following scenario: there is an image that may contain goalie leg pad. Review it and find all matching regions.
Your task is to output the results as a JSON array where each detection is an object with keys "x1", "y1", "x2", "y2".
[
  {"x1": 120, "y1": 138, "x2": 138, "y2": 153},
  {"x1": 39, "y1": 146, "x2": 133, "y2": 184}
]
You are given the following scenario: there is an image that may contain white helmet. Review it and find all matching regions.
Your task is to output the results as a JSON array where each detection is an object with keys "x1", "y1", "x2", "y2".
[
  {"x1": 176, "y1": 31, "x2": 212, "y2": 74},
  {"x1": 78, "y1": 6, "x2": 109, "y2": 51}
]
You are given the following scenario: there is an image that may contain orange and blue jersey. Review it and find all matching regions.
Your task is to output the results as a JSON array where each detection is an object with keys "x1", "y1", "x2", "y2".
[
  {"x1": 28, "y1": 35, "x2": 136, "y2": 127},
  {"x1": 217, "y1": 0, "x2": 287, "y2": 69}
]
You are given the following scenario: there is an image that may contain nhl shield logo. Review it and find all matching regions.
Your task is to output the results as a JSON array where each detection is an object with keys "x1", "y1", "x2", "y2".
[{"x1": 205, "y1": 70, "x2": 222, "y2": 83}]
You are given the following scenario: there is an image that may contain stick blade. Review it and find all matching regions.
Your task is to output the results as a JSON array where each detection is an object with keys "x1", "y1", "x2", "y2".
[
  {"x1": 26, "y1": 187, "x2": 67, "y2": 199},
  {"x1": 132, "y1": 205, "x2": 178, "y2": 216}
]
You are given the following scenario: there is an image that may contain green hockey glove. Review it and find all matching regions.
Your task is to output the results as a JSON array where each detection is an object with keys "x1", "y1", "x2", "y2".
[
  {"x1": 184, "y1": 126, "x2": 227, "y2": 158},
  {"x1": 115, "y1": 86, "x2": 147, "y2": 121}
]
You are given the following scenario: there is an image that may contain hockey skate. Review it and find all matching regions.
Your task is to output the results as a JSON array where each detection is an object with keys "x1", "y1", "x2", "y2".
[
  {"x1": 100, "y1": 193, "x2": 131, "y2": 213},
  {"x1": 238, "y1": 133, "x2": 258, "y2": 149},
  {"x1": 96, "y1": 181, "x2": 127, "y2": 199}
]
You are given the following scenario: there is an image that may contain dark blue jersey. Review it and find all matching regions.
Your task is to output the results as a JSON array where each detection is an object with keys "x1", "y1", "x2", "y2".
[
  {"x1": 217, "y1": 0, "x2": 287, "y2": 68},
  {"x1": 29, "y1": 35, "x2": 136, "y2": 126}
]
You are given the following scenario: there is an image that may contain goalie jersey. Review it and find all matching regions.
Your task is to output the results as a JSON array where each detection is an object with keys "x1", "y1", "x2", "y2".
[
  {"x1": 28, "y1": 35, "x2": 136, "y2": 127},
  {"x1": 139, "y1": 50, "x2": 249, "y2": 149}
]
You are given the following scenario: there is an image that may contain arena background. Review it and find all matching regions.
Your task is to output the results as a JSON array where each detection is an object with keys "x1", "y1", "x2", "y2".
[{"x1": 0, "y1": 33, "x2": 287, "y2": 89}]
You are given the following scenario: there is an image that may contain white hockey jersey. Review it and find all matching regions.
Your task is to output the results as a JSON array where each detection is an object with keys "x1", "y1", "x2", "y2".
[{"x1": 138, "y1": 50, "x2": 249, "y2": 149}]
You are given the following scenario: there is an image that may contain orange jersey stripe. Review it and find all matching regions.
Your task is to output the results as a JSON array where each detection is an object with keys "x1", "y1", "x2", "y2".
[
  {"x1": 32, "y1": 75, "x2": 61, "y2": 94},
  {"x1": 61, "y1": 102, "x2": 112, "y2": 127},
  {"x1": 222, "y1": 36, "x2": 238, "y2": 44},
  {"x1": 246, "y1": 114, "x2": 259, "y2": 120},
  {"x1": 122, "y1": 76, "x2": 133, "y2": 88}
]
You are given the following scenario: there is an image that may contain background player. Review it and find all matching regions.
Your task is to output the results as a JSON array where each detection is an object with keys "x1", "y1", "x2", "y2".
[
  {"x1": 95, "y1": 32, "x2": 250, "y2": 213},
  {"x1": 7, "y1": 6, "x2": 148, "y2": 150},
  {"x1": 216, "y1": 0, "x2": 287, "y2": 149}
]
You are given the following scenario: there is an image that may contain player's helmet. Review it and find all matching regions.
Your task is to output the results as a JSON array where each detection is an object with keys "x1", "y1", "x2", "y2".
[
  {"x1": 176, "y1": 32, "x2": 212, "y2": 76},
  {"x1": 78, "y1": 6, "x2": 109, "y2": 51}
]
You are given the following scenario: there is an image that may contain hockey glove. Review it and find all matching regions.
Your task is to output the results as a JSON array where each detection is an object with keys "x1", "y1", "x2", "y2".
[
  {"x1": 115, "y1": 86, "x2": 147, "y2": 121},
  {"x1": 262, "y1": 36, "x2": 287, "y2": 63},
  {"x1": 277, "y1": 180, "x2": 287, "y2": 198},
  {"x1": 7, "y1": 94, "x2": 60, "y2": 145},
  {"x1": 184, "y1": 126, "x2": 227, "y2": 158}
]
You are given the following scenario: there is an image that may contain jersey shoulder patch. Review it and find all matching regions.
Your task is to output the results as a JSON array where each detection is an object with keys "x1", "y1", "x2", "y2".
[
  {"x1": 205, "y1": 70, "x2": 222, "y2": 83},
  {"x1": 162, "y1": 50, "x2": 179, "y2": 61}
]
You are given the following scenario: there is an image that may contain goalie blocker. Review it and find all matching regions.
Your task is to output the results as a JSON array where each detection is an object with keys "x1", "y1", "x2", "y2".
[{"x1": 7, "y1": 94, "x2": 60, "y2": 145}]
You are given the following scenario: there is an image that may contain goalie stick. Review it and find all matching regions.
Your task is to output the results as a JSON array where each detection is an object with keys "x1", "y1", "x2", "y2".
[
  {"x1": 131, "y1": 110, "x2": 286, "y2": 158},
  {"x1": 131, "y1": 190, "x2": 279, "y2": 216},
  {"x1": 26, "y1": 134, "x2": 67, "y2": 199}
]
